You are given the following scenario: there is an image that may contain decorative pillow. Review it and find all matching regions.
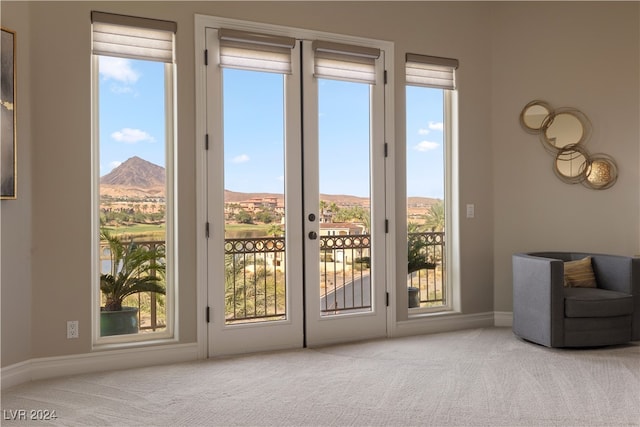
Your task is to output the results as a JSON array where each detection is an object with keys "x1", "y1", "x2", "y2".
[{"x1": 564, "y1": 256, "x2": 597, "y2": 288}]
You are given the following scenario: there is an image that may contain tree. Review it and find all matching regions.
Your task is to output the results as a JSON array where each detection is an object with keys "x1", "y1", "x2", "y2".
[
  {"x1": 423, "y1": 200, "x2": 445, "y2": 231},
  {"x1": 267, "y1": 224, "x2": 284, "y2": 237},
  {"x1": 235, "y1": 209, "x2": 253, "y2": 224},
  {"x1": 407, "y1": 222, "x2": 437, "y2": 274},
  {"x1": 255, "y1": 209, "x2": 275, "y2": 224}
]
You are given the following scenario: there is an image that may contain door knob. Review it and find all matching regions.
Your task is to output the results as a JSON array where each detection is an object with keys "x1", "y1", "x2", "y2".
[
  {"x1": 308, "y1": 231, "x2": 318, "y2": 240},
  {"x1": 308, "y1": 213, "x2": 316, "y2": 222}
]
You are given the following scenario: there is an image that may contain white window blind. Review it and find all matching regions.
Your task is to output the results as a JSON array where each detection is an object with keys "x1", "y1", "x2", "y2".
[
  {"x1": 313, "y1": 41, "x2": 380, "y2": 84},
  {"x1": 91, "y1": 11, "x2": 176, "y2": 63},
  {"x1": 406, "y1": 53, "x2": 458, "y2": 90},
  {"x1": 218, "y1": 28, "x2": 296, "y2": 74}
]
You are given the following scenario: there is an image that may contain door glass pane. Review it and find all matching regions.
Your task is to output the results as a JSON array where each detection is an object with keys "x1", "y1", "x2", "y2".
[
  {"x1": 406, "y1": 86, "x2": 446, "y2": 309},
  {"x1": 317, "y1": 79, "x2": 372, "y2": 316},
  {"x1": 223, "y1": 68, "x2": 287, "y2": 324}
]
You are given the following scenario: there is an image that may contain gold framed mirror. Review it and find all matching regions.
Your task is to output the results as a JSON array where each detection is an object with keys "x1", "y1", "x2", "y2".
[
  {"x1": 553, "y1": 144, "x2": 590, "y2": 184},
  {"x1": 519, "y1": 100, "x2": 552, "y2": 133},
  {"x1": 540, "y1": 108, "x2": 591, "y2": 154}
]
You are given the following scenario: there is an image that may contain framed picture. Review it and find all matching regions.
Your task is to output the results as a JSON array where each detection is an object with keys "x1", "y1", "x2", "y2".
[{"x1": 1, "y1": 27, "x2": 16, "y2": 199}]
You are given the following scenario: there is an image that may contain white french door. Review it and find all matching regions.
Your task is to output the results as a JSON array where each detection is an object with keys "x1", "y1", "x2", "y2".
[
  {"x1": 302, "y1": 41, "x2": 387, "y2": 346},
  {"x1": 203, "y1": 24, "x2": 389, "y2": 357}
]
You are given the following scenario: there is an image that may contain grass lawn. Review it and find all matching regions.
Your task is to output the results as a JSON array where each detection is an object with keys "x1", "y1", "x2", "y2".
[
  {"x1": 225, "y1": 223, "x2": 274, "y2": 238},
  {"x1": 103, "y1": 224, "x2": 165, "y2": 241},
  {"x1": 103, "y1": 222, "x2": 278, "y2": 240}
]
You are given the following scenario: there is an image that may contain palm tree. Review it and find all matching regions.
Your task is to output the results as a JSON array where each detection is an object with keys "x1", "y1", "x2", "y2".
[
  {"x1": 407, "y1": 222, "x2": 436, "y2": 274},
  {"x1": 100, "y1": 229, "x2": 166, "y2": 311},
  {"x1": 423, "y1": 200, "x2": 445, "y2": 231}
]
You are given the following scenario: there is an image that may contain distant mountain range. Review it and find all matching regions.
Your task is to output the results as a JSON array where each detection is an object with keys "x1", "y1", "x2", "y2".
[{"x1": 100, "y1": 156, "x2": 441, "y2": 207}]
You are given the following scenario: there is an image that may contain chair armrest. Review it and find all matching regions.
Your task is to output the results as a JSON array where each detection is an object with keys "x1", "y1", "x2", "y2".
[
  {"x1": 590, "y1": 255, "x2": 640, "y2": 341},
  {"x1": 590, "y1": 254, "x2": 637, "y2": 294},
  {"x1": 512, "y1": 253, "x2": 565, "y2": 347}
]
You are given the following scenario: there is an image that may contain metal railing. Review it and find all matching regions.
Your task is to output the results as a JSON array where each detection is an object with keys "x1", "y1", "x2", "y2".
[
  {"x1": 407, "y1": 231, "x2": 446, "y2": 307},
  {"x1": 223, "y1": 232, "x2": 446, "y2": 320},
  {"x1": 320, "y1": 234, "x2": 371, "y2": 315},
  {"x1": 224, "y1": 237, "x2": 287, "y2": 323},
  {"x1": 100, "y1": 231, "x2": 446, "y2": 328}
]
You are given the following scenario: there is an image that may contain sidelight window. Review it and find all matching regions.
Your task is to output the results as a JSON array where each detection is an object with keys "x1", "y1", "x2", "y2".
[
  {"x1": 91, "y1": 12, "x2": 177, "y2": 343},
  {"x1": 405, "y1": 53, "x2": 458, "y2": 312}
]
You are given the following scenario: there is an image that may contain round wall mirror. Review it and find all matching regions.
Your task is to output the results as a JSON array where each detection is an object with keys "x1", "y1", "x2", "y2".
[
  {"x1": 554, "y1": 145, "x2": 589, "y2": 184},
  {"x1": 541, "y1": 108, "x2": 591, "y2": 153},
  {"x1": 519, "y1": 100, "x2": 552, "y2": 133}
]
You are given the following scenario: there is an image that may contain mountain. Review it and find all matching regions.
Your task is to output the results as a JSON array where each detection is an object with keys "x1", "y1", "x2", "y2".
[{"x1": 100, "y1": 156, "x2": 165, "y2": 198}]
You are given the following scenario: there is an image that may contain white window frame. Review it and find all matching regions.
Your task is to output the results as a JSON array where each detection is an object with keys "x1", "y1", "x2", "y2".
[
  {"x1": 91, "y1": 18, "x2": 178, "y2": 348},
  {"x1": 405, "y1": 80, "x2": 460, "y2": 317}
]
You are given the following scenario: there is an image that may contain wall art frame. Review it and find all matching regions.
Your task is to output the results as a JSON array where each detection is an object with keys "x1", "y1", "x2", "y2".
[{"x1": 1, "y1": 26, "x2": 17, "y2": 200}]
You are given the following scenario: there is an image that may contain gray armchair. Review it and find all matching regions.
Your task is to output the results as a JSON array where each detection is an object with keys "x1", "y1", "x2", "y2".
[{"x1": 512, "y1": 252, "x2": 640, "y2": 347}]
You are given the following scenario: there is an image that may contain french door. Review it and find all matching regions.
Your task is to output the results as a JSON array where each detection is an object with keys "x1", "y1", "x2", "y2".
[{"x1": 204, "y1": 26, "x2": 388, "y2": 357}]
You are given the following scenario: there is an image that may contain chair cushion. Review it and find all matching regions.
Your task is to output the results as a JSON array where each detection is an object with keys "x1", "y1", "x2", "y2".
[
  {"x1": 564, "y1": 287, "x2": 633, "y2": 318},
  {"x1": 564, "y1": 256, "x2": 597, "y2": 288}
]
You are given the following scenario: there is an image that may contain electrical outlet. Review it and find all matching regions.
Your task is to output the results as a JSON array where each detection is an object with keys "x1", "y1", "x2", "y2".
[{"x1": 67, "y1": 321, "x2": 79, "y2": 339}]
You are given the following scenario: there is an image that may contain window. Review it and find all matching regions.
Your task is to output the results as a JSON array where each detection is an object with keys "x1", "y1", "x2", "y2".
[
  {"x1": 92, "y1": 12, "x2": 177, "y2": 343},
  {"x1": 405, "y1": 53, "x2": 458, "y2": 313}
]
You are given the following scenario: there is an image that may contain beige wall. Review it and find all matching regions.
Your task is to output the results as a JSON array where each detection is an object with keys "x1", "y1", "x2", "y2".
[
  {"x1": 1, "y1": 1, "x2": 638, "y2": 366},
  {"x1": 491, "y1": 2, "x2": 640, "y2": 312},
  {"x1": 1, "y1": 1, "x2": 32, "y2": 366}
]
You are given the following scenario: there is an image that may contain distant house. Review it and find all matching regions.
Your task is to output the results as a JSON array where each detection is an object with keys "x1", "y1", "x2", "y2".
[{"x1": 320, "y1": 222, "x2": 365, "y2": 236}]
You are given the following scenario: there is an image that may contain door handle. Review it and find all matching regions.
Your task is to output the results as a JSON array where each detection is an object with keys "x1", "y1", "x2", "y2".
[{"x1": 308, "y1": 231, "x2": 318, "y2": 240}]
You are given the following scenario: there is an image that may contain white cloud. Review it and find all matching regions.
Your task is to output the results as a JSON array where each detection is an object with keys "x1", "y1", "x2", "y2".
[
  {"x1": 418, "y1": 122, "x2": 442, "y2": 135},
  {"x1": 414, "y1": 140, "x2": 439, "y2": 151},
  {"x1": 428, "y1": 121, "x2": 444, "y2": 131},
  {"x1": 99, "y1": 57, "x2": 140, "y2": 84},
  {"x1": 232, "y1": 154, "x2": 250, "y2": 164},
  {"x1": 111, "y1": 128, "x2": 155, "y2": 144}
]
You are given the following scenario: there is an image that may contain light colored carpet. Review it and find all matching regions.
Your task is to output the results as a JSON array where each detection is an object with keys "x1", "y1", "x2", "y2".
[{"x1": 2, "y1": 327, "x2": 639, "y2": 426}]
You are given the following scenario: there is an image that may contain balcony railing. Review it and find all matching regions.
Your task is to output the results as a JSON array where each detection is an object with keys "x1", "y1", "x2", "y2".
[
  {"x1": 407, "y1": 231, "x2": 445, "y2": 307},
  {"x1": 224, "y1": 237, "x2": 287, "y2": 323},
  {"x1": 320, "y1": 234, "x2": 371, "y2": 315},
  {"x1": 100, "y1": 231, "x2": 446, "y2": 328}
]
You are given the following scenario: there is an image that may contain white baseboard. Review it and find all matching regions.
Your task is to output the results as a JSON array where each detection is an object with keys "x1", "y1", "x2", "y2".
[
  {"x1": 1, "y1": 360, "x2": 31, "y2": 391},
  {"x1": 494, "y1": 311, "x2": 513, "y2": 327},
  {"x1": 2, "y1": 343, "x2": 199, "y2": 391},
  {"x1": 392, "y1": 311, "x2": 496, "y2": 338}
]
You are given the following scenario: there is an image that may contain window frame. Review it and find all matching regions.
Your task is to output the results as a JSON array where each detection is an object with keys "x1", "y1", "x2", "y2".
[
  {"x1": 405, "y1": 78, "x2": 460, "y2": 316},
  {"x1": 91, "y1": 33, "x2": 178, "y2": 348}
]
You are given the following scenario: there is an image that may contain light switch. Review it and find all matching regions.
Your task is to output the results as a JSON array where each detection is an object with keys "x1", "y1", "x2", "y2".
[{"x1": 466, "y1": 204, "x2": 475, "y2": 219}]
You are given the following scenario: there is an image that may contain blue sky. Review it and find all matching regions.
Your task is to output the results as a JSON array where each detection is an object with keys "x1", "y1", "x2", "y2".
[
  {"x1": 99, "y1": 58, "x2": 444, "y2": 199},
  {"x1": 99, "y1": 57, "x2": 166, "y2": 175}
]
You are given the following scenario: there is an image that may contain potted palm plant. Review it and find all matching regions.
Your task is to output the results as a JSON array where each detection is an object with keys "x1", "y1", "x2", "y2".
[{"x1": 100, "y1": 229, "x2": 166, "y2": 336}]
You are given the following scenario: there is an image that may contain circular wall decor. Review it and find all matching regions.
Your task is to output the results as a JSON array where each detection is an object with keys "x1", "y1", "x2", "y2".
[
  {"x1": 520, "y1": 100, "x2": 553, "y2": 133},
  {"x1": 584, "y1": 154, "x2": 618, "y2": 190},
  {"x1": 553, "y1": 144, "x2": 590, "y2": 184},
  {"x1": 540, "y1": 108, "x2": 591, "y2": 154},
  {"x1": 519, "y1": 100, "x2": 618, "y2": 190}
]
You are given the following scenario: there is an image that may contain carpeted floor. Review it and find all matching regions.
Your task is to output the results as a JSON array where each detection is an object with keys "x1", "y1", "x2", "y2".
[{"x1": 2, "y1": 327, "x2": 639, "y2": 426}]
